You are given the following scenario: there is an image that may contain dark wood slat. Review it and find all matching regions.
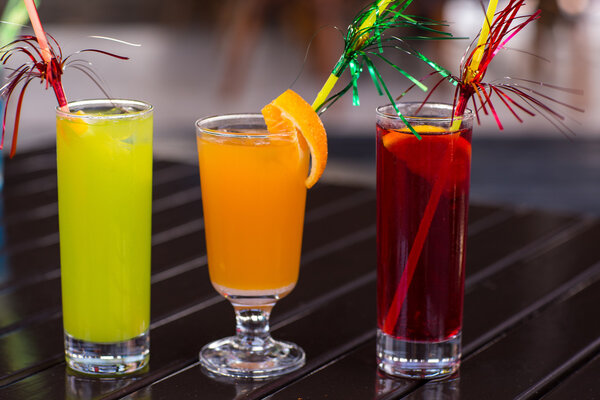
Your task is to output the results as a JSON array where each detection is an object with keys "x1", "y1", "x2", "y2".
[
  {"x1": 0, "y1": 171, "x2": 204, "y2": 290},
  {"x1": 4, "y1": 146, "x2": 54, "y2": 161},
  {"x1": 3, "y1": 150, "x2": 584, "y2": 399},
  {"x1": 123, "y1": 282, "x2": 378, "y2": 400},
  {"x1": 2, "y1": 162, "x2": 194, "y2": 227},
  {"x1": 462, "y1": 220, "x2": 600, "y2": 348},
  {"x1": 399, "y1": 242, "x2": 600, "y2": 398},
  {"x1": 424, "y1": 269, "x2": 600, "y2": 399},
  {"x1": 271, "y1": 339, "x2": 400, "y2": 400},
  {"x1": 152, "y1": 174, "x2": 200, "y2": 199},
  {"x1": 542, "y1": 350, "x2": 600, "y2": 399},
  {"x1": 3, "y1": 154, "x2": 56, "y2": 187},
  {"x1": 3, "y1": 157, "x2": 183, "y2": 200},
  {"x1": 468, "y1": 204, "x2": 504, "y2": 223},
  {"x1": 0, "y1": 185, "x2": 377, "y2": 389},
  {"x1": 2, "y1": 150, "x2": 178, "y2": 188},
  {"x1": 0, "y1": 194, "x2": 528, "y2": 382},
  {"x1": 3, "y1": 215, "x2": 58, "y2": 245},
  {"x1": 263, "y1": 338, "x2": 460, "y2": 400},
  {"x1": 3, "y1": 189, "x2": 58, "y2": 221},
  {"x1": 261, "y1": 218, "x2": 600, "y2": 399},
  {"x1": 0, "y1": 184, "x2": 374, "y2": 332},
  {"x1": 465, "y1": 210, "x2": 576, "y2": 278},
  {"x1": 0, "y1": 243, "x2": 60, "y2": 291},
  {"x1": 305, "y1": 182, "x2": 367, "y2": 210},
  {"x1": 115, "y1": 207, "x2": 521, "y2": 398},
  {"x1": 0, "y1": 221, "x2": 378, "y2": 398},
  {"x1": 0, "y1": 278, "x2": 62, "y2": 335},
  {"x1": 3, "y1": 156, "x2": 180, "y2": 198}
]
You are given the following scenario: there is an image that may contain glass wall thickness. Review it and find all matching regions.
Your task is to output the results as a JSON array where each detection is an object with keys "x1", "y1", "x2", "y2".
[{"x1": 56, "y1": 99, "x2": 153, "y2": 375}]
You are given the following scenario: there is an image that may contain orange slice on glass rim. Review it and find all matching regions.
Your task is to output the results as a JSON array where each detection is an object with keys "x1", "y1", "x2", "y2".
[
  {"x1": 382, "y1": 125, "x2": 471, "y2": 183},
  {"x1": 262, "y1": 89, "x2": 328, "y2": 189}
]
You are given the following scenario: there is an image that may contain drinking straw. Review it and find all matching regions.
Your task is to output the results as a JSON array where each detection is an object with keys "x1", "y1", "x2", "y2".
[
  {"x1": 22, "y1": 0, "x2": 68, "y2": 110},
  {"x1": 308, "y1": 0, "x2": 454, "y2": 139},
  {"x1": 23, "y1": 0, "x2": 50, "y2": 62},
  {"x1": 382, "y1": 0, "x2": 498, "y2": 335},
  {"x1": 311, "y1": 0, "x2": 394, "y2": 112},
  {"x1": 1, "y1": 1, "x2": 134, "y2": 156}
]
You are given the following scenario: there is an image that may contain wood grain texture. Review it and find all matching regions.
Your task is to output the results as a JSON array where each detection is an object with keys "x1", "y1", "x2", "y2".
[{"x1": 0, "y1": 149, "x2": 597, "y2": 399}]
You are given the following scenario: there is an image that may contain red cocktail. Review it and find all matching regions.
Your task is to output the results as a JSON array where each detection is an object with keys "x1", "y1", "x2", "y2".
[{"x1": 376, "y1": 103, "x2": 473, "y2": 379}]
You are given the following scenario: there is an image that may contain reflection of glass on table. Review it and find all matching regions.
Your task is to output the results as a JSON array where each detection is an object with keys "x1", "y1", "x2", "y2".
[{"x1": 196, "y1": 113, "x2": 308, "y2": 379}]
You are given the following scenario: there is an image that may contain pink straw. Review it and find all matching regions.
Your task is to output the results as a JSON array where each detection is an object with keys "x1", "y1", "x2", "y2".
[
  {"x1": 23, "y1": 0, "x2": 69, "y2": 111},
  {"x1": 382, "y1": 145, "x2": 454, "y2": 334},
  {"x1": 23, "y1": 0, "x2": 51, "y2": 63}
]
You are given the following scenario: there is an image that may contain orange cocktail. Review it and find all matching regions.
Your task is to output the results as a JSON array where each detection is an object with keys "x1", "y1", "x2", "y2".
[
  {"x1": 196, "y1": 91, "x2": 326, "y2": 379},
  {"x1": 197, "y1": 116, "x2": 309, "y2": 298}
]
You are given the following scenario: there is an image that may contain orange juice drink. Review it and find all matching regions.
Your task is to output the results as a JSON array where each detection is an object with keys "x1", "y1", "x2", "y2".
[
  {"x1": 197, "y1": 92, "x2": 326, "y2": 379},
  {"x1": 197, "y1": 114, "x2": 309, "y2": 299}
]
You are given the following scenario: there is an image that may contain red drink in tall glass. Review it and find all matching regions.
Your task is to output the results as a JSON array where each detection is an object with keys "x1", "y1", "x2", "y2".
[{"x1": 375, "y1": 103, "x2": 473, "y2": 379}]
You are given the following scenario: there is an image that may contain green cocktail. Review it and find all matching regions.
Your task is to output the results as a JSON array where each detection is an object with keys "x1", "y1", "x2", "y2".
[{"x1": 56, "y1": 99, "x2": 153, "y2": 375}]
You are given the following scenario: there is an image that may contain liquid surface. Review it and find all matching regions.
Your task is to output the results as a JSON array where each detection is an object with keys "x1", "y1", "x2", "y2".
[{"x1": 57, "y1": 110, "x2": 152, "y2": 342}]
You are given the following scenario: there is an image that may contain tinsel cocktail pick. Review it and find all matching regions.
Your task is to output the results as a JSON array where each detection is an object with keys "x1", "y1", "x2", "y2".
[
  {"x1": 383, "y1": 0, "x2": 584, "y2": 335},
  {"x1": 404, "y1": 0, "x2": 583, "y2": 133},
  {"x1": 382, "y1": 0, "x2": 500, "y2": 336},
  {"x1": 0, "y1": 0, "x2": 129, "y2": 157},
  {"x1": 311, "y1": 0, "x2": 453, "y2": 138}
]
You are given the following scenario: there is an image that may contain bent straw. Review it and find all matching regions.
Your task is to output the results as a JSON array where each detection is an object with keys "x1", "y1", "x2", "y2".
[
  {"x1": 311, "y1": 0, "x2": 393, "y2": 112},
  {"x1": 23, "y1": 0, "x2": 69, "y2": 111},
  {"x1": 382, "y1": 0, "x2": 498, "y2": 335}
]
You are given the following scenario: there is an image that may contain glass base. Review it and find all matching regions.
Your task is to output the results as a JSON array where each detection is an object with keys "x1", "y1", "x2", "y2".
[
  {"x1": 64, "y1": 330, "x2": 149, "y2": 376},
  {"x1": 377, "y1": 329, "x2": 461, "y2": 379},
  {"x1": 199, "y1": 336, "x2": 305, "y2": 379}
]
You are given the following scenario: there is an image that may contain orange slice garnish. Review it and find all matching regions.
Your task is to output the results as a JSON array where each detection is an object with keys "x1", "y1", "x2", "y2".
[
  {"x1": 381, "y1": 125, "x2": 471, "y2": 183},
  {"x1": 262, "y1": 89, "x2": 328, "y2": 188}
]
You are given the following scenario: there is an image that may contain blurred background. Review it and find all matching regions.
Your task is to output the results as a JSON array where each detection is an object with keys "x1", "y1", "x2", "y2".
[{"x1": 3, "y1": 0, "x2": 599, "y2": 215}]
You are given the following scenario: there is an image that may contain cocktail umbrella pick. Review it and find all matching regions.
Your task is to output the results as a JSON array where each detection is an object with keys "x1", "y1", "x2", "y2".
[
  {"x1": 383, "y1": 0, "x2": 584, "y2": 334},
  {"x1": 0, "y1": 0, "x2": 129, "y2": 157},
  {"x1": 310, "y1": 0, "x2": 453, "y2": 138}
]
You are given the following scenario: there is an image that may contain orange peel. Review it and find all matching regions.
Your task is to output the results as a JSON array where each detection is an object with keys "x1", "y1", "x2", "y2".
[{"x1": 262, "y1": 89, "x2": 327, "y2": 189}]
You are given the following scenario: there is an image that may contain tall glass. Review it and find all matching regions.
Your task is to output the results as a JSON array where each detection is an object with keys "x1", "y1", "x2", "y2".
[
  {"x1": 196, "y1": 114, "x2": 308, "y2": 379},
  {"x1": 56, "y1": 99, "x2": 153, "y2": 375},
  {"x1": 376, "y1": 103, "x2": 473, "y2": 379}
]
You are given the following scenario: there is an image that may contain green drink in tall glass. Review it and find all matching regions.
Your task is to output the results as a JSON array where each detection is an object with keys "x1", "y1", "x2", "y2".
[{"x1": 56, "y1": 99, "x2": 153, "y2": 375}]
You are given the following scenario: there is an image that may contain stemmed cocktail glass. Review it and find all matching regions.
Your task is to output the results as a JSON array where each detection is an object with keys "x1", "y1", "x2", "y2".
[{"x1": 196, "y1": 113, "x2": 308, "y2": 379}]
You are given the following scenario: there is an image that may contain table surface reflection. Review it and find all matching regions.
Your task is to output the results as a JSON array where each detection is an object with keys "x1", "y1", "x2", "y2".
[{"x1": 0, "y1": 147, "x2": 598, "y2": 399}]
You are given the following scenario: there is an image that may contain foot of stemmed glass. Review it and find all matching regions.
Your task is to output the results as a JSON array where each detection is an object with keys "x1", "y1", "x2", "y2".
[{"x1": 199, "y1": 305, "x2": 305, "y2": 379}]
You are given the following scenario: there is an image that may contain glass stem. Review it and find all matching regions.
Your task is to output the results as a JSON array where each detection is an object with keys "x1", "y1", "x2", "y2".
[{"x1": 233, "y1": 305, "x2": 275, "y2": 351}]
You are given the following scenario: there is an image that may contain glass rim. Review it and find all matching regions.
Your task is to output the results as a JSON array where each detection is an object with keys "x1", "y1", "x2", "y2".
[
  {"x1": 195, "y1": 113, "x2": 296, "y2": 139},
  {"x1": 55, "y1": 99, "x2": 153, "y2": 120},
  {"x1": 376, "y1": 102, "x2": 473, "y2": 123}
]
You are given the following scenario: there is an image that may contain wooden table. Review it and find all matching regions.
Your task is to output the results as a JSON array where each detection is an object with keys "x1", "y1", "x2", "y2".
[{"x1": 0, "y1": 147, "x2": 599, "y2": 399}]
